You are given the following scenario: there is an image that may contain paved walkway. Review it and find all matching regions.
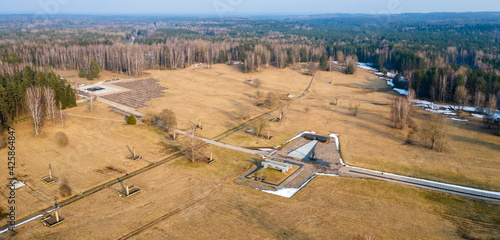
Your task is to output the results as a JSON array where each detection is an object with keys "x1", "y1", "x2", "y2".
[
  {"x1": 97, "y1": 97, "x2": 144, "y2": 118},
  {"x1": 173, "y1": 129, "x2": 267, "y2": 156},
  {"x1": 339, "y1": 162, "x2": 500, "y2": 203}
]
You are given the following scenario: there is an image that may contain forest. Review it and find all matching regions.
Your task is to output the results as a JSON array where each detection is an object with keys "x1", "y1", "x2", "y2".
[
  {"x1": 0, "y1": 66, "x2": 76, "y2": 126},
  {"x1": 0, "y1": 13, "x2": 499, "y2": 122}
]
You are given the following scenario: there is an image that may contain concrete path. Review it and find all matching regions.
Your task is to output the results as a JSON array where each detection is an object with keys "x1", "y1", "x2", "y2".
[
  {"x1": 97, "y1": 97, "x2": 144, "y2": 118},
  {"x1": 339, "y1": 163, "x2": 500, "y2": 203},
  {"x1": 173, "y1": 129, "x2": 267, "y2": 156}
]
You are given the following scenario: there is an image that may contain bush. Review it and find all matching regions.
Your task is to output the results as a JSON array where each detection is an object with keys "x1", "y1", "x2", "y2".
[
  {"x1": 348, "y1": 103, "x2": 360, "y2": 116},
  {"x1": 346, "y1": 63, "x2": 356, "y2": 75},
  {"x1": 127, "y1": 115, "x2": 137, "y2": 125},
  {"x1": 59, "y1": 179, "x2": 72, "y2": 197},
  {"x1": 253, "y1": 78, "x2": 262, "y2": 88},
  {"x1": 264, "y1": 92, "x2": 281, "y2": 109},
  {"x1": 56, "y1": 132, "x2": 69, "y2": 147}
]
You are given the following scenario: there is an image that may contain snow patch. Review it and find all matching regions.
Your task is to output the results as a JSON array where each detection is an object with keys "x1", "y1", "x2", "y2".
[
  {"x1": 357, "y1": 62, "x2": 378, "y2": 71},
  {"x1": 262, "y1": 188, "x2": 299, "y2": 198},
  {"x1": 393, "y1": 88, "x2": 409, "y2": 96},
  {"x1": 471, "y1": 113, "x2": 486, "y2": 119},
  {"x1": 449, "y1": 118, "x2": 468, "y2": 122}
]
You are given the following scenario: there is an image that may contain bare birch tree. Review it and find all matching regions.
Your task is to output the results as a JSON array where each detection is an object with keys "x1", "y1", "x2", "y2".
[
  {"x1": 423, "y1": 114, "x2": 448, "y2": 151},
  {"x1": 26, "y1": 86, "x2": 44, "y2": 135},
  {"x1": 43, "y1": 86, "x2": 57, "y2": 123},
  {"x1": 59, "y1": 102, "x2": 65, "y2": 127},
  {"x1": 473, "y1": 91, "x2": 485, "y2": 112},
  {"x1": 391, "y1": 90, "x2": 415, "y2": 129},
  {"x1": 485, "y1": 95, "x2": 498, "y2": 129},
  {"x1": 454, "y1": 85, "x2": 469, "y2": 112},
  {"x1": 88, "y1": 93, "x2": 96, "y2": 112}
]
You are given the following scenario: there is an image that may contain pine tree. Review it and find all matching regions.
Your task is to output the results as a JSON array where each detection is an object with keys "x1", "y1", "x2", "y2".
[
  {"x1": 78, "y1": 69, "x2": 86, "y2": 78},
  {"x1": 63, "y1": 85, "x2": 74, "y2": 109},
  {"x1": 89, "y1": 61, "x2": 100, "y2": 79},
  {"x1": 320, "y1": 55, "x2": 329, "y2": 71}
]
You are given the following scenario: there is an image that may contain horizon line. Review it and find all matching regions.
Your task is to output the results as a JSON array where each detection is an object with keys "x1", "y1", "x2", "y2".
[{"x1": 0, "y1": 11, "x2": 499, "y2": 17}]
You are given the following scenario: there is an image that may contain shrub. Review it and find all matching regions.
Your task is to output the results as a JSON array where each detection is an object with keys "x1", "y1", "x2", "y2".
[
  {"x1": 264, "y1": 92, "x2": 281, "y2": 109},
  {"x1": 127, "y1": 115, "x2": 137, "y2": 125},
  {"x1": 348, "y1": 103, "x2": 360, "y2": 116},
  {"x1": 59, "y1": 179, "x2": 72, "y2": 197},
  {"x1": 56, "y1": 132, "x2": 69, "y2": 147},
  {"x1": 253, "y1": 78, "x2": 262, "y2": 88}
]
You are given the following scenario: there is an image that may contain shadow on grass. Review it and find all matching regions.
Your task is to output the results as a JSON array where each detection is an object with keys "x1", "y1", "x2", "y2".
[
  {"x1": 247, "y1": 157, "x2": 263, "y2": 166},
  {"x1": 420, "y1": 190, "x2": 500, "y2": 226},
  {"x1": 449, "y1": 134, "x2": 500, "y2": 152}
]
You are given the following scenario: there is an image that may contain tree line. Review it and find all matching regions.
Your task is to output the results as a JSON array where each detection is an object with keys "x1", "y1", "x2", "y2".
[{"x1": 0, "y1": 66, "x2": 77, "y2": 127}]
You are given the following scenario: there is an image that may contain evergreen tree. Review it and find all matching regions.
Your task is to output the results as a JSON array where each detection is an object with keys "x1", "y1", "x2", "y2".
[
  {"x1": 89, "y1": 61, "x2": 100, "y2": 79},
  {"x1": 78, "y1": 69, "x2": 86, "y2": 78},
  {"x1": 320, "y1": 54, "x2": 329, "y2": 71}
]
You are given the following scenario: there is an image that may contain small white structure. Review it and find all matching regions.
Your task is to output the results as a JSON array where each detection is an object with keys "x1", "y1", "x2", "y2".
[{"x1": 262, "y1": 159, "x2": 293, "y2": 173}]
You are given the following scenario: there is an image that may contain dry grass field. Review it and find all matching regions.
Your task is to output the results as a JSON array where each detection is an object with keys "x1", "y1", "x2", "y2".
[
  {"x1": 1, "y1": 64, "x2": 499, "y2": 239},
  {"x1": 216, "y1": 66, "x2": 500, "y2": 191},
  {"x1": 0, "y1": 102, "x2": 168, "y2": 220},
  {"x1": 139, "y1": 65, "x2": 312, "y2": 139},
  {"x1": 2, "y1": 146, "x2": 499, "y2": 240},
  {"x1": 55, "y1": 69, "x2": 141, "y2": 85}
]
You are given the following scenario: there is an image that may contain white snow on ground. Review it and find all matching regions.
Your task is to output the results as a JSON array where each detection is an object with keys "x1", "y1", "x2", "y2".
[
  {"x1": 449, "y1": 118, "x2": 468, "y2": 122},
  {"x1": 472, "y1": 113, "x2": 486, "y2": 118},
  {"x1": 462, "y1": 106, "x2": 477, "y2": 112},
  {"x1": 262, "y1": 188, "x2": 300, "y2": 198},
  {"x1": 357, "y1": 62, "x2": 378, "y2": 71},
  {"x1": 413, "y1": 99, "x2": 500, "y2": 121},
  {"x1": 358, "y1": 63, "x2": 500, "y2": 122},
  {"x1": 393, "y1": 88, "x2": 409, "y2": 95}
]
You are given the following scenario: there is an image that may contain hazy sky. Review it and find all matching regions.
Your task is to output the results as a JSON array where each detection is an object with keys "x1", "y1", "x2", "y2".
[{"x1": 1, "y1": 0, "x2": 500, "y2": 15}]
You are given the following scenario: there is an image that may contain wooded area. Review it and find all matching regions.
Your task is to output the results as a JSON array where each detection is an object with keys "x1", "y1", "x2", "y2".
[
  {"x1": 0, "y1": 13, "x2": 499, "y2": 122},
  {"x1": 0, "y1": 66, "x2": 76, "y2": 127}
]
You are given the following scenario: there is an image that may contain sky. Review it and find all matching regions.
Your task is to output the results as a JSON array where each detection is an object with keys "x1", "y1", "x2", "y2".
[{"x1": 1, "y1": 0, "x2": 500, "y2": 16}]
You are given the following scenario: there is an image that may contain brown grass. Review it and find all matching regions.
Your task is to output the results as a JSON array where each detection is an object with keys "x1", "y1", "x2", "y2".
[
  {"x1": 1, "y1": 65, "x2": 499, "y2": 239},
  {"x1": 4, "y1": 146, "x2": 499, "y2": 239},
  {"x1": 0, "y1": 102, "x2": 167, "y2": 219},
  {"x1": 219, "y1": 67, "x2": 500, "y2": 191}
]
